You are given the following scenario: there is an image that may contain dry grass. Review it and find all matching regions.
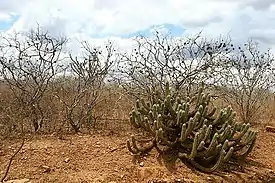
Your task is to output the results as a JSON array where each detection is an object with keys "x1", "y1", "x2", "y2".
[
  {"x1": 0, "y1": 83, "x2": 134, "y2": 137},
  {"x1": 1, "y1": 82, "x2": 275, "y2": 137}
]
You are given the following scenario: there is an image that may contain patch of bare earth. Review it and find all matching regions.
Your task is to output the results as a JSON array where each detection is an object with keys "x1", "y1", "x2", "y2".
[{"x1": 0, "y1": 127, "x2": 275, "y2": 183}]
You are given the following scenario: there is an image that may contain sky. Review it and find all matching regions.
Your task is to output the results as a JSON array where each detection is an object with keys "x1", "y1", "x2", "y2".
[{"x1": 0, "y1": 0, "x2": 275, "y2": 52}]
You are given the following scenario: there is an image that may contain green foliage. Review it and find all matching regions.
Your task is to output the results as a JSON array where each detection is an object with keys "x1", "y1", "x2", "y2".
[{"x1": 127, "y1": 80, "x2": 257, "y2": 173}]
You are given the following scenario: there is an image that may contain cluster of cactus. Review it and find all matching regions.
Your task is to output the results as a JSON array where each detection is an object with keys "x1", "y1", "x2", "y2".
[{"x1": 126, "y1": 81, "x2": 257, "y2": 173}]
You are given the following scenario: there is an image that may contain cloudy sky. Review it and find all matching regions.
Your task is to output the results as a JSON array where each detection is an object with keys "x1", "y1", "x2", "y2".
[{"x1": 0, "y1": 0, "x2": 275, "y2": 52}]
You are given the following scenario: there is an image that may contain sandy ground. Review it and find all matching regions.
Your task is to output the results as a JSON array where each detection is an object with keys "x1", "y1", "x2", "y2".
[{"x1": 0, "y1": 127, "x2": 275, "y2": 183}]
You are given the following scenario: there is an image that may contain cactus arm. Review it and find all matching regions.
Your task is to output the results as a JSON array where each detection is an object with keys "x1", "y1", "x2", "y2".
[
  {"x1": 189, "y1": 133, "x2": 199, "y2": 159},
  {"x1": 156, "y1": 128, "x2": 178, "y2": 147},
  {"x1": 176, "y1": 110, "x2": 183, "y2": 126},
  {"x1": 197, "y1": 141, "x2": 206, "y2": 151},
  {"x1": 230, "y1": 124, "x2": 250, "y2": 147},
  {"x1": 202, "y1": 125, "x2": 212, "y2": 142},
  {"x1": 197, "y1": 133, "x2": 219, "y2": 157},
  {"x1": 129, "y1": 113, "x2": 141, "y2": 128},
  {"x1": 164, "y1": 95, "x2": 177, "y2": 118},
  {"x1": 180, "y1": 118, "x2": 195, "y2": 141},
  {"x1": 179, "y1": 123, "x2": 187, "y2": 142},
  {"x1": 185, "y1": 149, "x2": 226, "y2": 173},
  {"x1": 126, "y1": 140, "x2": 139, "y2": 154},
  {"x1": 218, "y1": 125, "x2": 232, "y2": 143},
  {"x1": 232, "y1": 135, "x2": 256, "y2": 160},
  {"x1": 127, "y1": 135, "x2": 156, "y2": 154},
  {"x1": 212, "y1": 110, "x2": 223, "y2": 126}
]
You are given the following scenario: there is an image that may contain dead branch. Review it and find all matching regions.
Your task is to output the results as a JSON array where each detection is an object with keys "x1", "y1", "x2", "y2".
[{"x1": 0, "y1": 138, "x2": 25, "y2": 182}]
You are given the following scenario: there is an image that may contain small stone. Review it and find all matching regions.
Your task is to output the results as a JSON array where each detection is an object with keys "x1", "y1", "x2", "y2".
[
  {"x1": 207, "y1": 176, "x2": 213, "y2": 181},
  {"x1": 65, "y1": 158, "x2": 70, "y2": 163},
  {"x1": 114, "y1": 168, "x2": 118, "y2": 172},
  {"x1": 139, "y1": 162, "x2": 144, "y2": 167},
  {"x1": 41, "y1": 165, "x2": 50, "y2": 172},
  {"x1": 268, "y1": 169, "x2": 275, "y2": 174}
]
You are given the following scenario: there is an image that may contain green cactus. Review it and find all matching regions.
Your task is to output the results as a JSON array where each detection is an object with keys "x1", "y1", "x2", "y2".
[{"x1": 126, "y1": 80, "x2": 257, "y2": 173}]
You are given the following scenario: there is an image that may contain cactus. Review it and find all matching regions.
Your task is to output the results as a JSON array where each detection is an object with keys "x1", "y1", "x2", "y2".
[{"x1": 126, "y1": 80, "x2": 258, "y2": 173}]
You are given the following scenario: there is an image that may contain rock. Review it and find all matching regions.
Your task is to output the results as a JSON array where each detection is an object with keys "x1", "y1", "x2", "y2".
[
  {"x1": 41, "y1": 165, "x2": 51, "y2": 172},
  {"x1": 266, "y1": 126, "x2": 275, "y2": 133},
  {"x1": 64, "y1": 158, "x2": 70, "y2": 163},
  {"x1": 4, "y1": 178, "x2": 31, "y2": 183},
  {"x1": 139, "y1": 162, "x2": 144, "y2": 167},
  {"x1": 267, "y1": 169, "x2": 275, "y2": 175}
]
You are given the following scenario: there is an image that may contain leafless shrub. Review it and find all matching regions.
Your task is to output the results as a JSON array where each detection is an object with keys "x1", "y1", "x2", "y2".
[
  {"x1": 214, "y1": 40, "x2": 275, "y2": 124},
  {"x1": 113, "y1": 31, "x2": 232, "y2": 99},
  {"x1": 54, "y1": 40, "x2": 116, "y2": 132},
  {"x1": 0, "y1": 25, "x2": 67, "y2": 132}
]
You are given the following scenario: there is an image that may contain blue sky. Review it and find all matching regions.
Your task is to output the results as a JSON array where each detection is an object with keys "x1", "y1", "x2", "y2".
[{"x1": 0, "y1": 14, "x2": 19, "y2": 31}]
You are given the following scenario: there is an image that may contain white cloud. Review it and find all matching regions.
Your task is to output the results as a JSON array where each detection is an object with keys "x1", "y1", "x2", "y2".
[
  {"x1": 0, "y1": 0, "x2": 275, "y2": 53},
  {"x1": 0, "y1": 13, "x2": 11, "y2": 21}
]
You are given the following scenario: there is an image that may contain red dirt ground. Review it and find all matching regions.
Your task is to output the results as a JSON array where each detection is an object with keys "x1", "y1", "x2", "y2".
[{"x1": 0, "y1": 126, "x2": 275, "y2": 183}]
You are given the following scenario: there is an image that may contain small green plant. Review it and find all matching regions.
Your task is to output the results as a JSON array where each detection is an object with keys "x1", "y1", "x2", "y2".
[{"x1": 127, "y1": 81, "x2": 257, "y2": 173}]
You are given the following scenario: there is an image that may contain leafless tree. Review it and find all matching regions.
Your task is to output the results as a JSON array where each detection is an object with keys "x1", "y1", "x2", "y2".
[
  {"x1": 113, "y1": 31, "x2": 233, "y2": 99},
  {"x1": 0, "y1": 25, "x2": 67, "y2": 132},
  {"x1": 214, "y1": 40, "x2": 275, "y2": 124},
  {"x1": 54, "y1": 40, "x2": 116, "y2": 132}
]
